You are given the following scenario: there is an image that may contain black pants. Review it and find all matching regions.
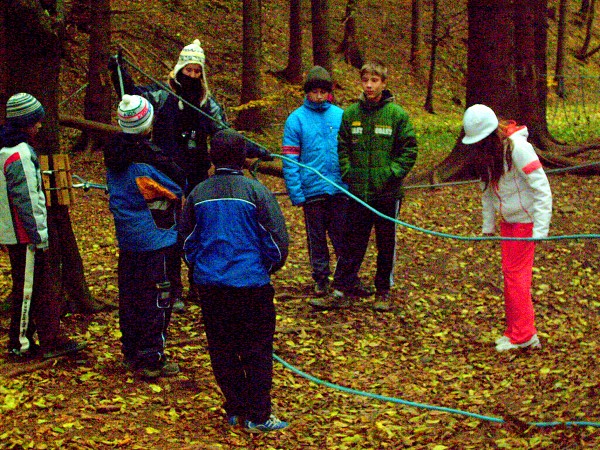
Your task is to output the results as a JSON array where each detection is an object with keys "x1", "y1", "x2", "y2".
[
  {"x1": 197, "y1": 284, "x2": 276, "y2": 423},
  {"x1": 303, "y1": 195, "x2": 348, "y2": 283},
  {"x1": 7, "y1": 244, "x2": 61, "y2": 352},
  {"x1": 118, "y1": 246, "x2": 176, "y2": 369},
  {"x1": 333, "y1": 197, "x2": 401, "y2": 293}
]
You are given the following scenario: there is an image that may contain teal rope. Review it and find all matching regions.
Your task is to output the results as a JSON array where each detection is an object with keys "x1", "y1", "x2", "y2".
[
  {"x1": 273, "y1": 354, "x2": 600, "y2": 428},
  {"x1": 273, "y1": 153, "x2": 600, "y2": 242}
]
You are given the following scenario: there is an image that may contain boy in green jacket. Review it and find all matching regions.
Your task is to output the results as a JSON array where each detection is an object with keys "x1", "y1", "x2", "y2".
[{"x1": 330, "y1": 60, "x2": 418, "y2": 312}]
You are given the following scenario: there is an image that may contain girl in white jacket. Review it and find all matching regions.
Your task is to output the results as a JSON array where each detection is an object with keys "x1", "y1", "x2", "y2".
[{"x1": 462, "y1": 104, "x2": 552, "y2": 352}]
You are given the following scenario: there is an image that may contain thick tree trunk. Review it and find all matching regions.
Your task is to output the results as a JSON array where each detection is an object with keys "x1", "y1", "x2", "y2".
[
  {"x1": 311, "y1": 0, "x2": 332, "y2": 73},
  {"x1": 283, "y1": 0, "x2": 303, "y2": 83},
  {"x1": 236, "y1": 0, "x2": 265, "y2": 131},
  {"x1": 6, "y1": 1, "x2": 100, "y2": 314},
  {"x1": 81, "y1": 0, "x2": 112, "y2": 152}
]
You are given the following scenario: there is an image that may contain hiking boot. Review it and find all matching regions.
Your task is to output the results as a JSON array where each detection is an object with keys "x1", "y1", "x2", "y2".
[
  {"x1": 43, "y1": 340, "x2": 87, "y2": 359},
  {"x1": 495, "y1": 334, "x2": 541, "y2": 352},
  {"x1": 172, "y1": 298, "x2": 185, "y2": 313},
  {"x1": 314, "y1": 279, "x2": 330, "y2": 297},
  {"x1": 244, "y1": 414, "x2": 289, "y2": 433},
  {"x1": 373, "y1": 291, "x2": 391, "y2": 312},
  {"x1": 138, "y1": 361, "x2": 180, "y2": 379}
]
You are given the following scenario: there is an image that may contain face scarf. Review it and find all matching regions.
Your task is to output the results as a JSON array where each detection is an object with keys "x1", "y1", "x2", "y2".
[{"x1": 176, "y1": 73, "x2": 204, "y2": 102}]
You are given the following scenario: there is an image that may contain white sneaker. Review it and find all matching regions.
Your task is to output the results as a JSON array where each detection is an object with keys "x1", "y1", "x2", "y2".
[
  {"x1": 495, "y1": 334, "x2": 541, "y2": 352},
  {"x1": 495, "y1": 335, "x2": 510, "y2": 346}
]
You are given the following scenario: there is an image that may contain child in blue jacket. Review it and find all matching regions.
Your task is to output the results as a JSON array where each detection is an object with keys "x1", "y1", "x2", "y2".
[
  {"x1": 181, "y1": 129, "x2": 289, "y2": 432},
  {"x1": 105, "y1": 95, "x2": 184, "y2": 379}
]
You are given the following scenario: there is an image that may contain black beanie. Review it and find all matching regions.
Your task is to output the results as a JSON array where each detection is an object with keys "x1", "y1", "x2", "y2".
[
  {"x1": 304, "y1": 66, "x2": 333, "y2": 93},
  {"x1": 210, "y1": 129, "x2": 247, "y2": 169}
]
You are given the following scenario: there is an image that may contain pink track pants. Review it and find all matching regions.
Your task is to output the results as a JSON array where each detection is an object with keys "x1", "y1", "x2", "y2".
[{"x1": 500, "y1": 222, "x2": 537, "y2": 344}]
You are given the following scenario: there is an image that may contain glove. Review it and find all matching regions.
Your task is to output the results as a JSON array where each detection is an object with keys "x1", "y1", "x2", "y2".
[
  {"x1": 258, "y1": 149, "x2": 274, "y2": 162},
  {"x1": 107, "y1": 50, "x2": 123, "y2": 72}
]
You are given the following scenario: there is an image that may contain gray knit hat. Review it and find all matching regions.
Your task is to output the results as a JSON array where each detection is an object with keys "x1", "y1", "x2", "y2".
[
  {"x1": 304, "y1": 66, "x2": 333, "y2": 93},
  {"x1": 6, "y1": 93, "x2": 45, "y2": 128}
]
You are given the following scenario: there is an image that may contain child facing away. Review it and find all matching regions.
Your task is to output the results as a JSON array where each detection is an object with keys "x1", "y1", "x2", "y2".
[
  {"x1": 104, "y1": 94, "x2": 185, "y2": 378},
  {"x1": 462, "y1": 104, "x2": 552, "y2": 352},
  {"x1": 180, "y1": 129, "x2": 289, "y2": 432},
  {"x1": 1, "y1": 93, "x2": 87, "y2": 360}
]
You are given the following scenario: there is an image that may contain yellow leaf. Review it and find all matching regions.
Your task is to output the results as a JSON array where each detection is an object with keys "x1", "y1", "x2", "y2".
[
  {"x1": 149, "y1": 384, "x2": 162, "y2": 393},
  {"x1": 145, "y1": 427, "x2": 160, "y2": 434}
]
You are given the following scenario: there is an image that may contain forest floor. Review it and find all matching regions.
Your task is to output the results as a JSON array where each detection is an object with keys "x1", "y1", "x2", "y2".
[{"x1": 0, "y1": 152, "x2": 599, "y2": 449}]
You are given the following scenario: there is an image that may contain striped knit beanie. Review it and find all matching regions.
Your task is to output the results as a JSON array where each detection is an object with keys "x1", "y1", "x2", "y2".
[
  {"x1": 117, "y1": 95, "x2": 154, "y2": 134},
  {"x1": 6, "y1": 93, "x2": 45, "y2": 128},
  {"x1": 172, "y1": 39, "x2": 206, "y2": 78}
]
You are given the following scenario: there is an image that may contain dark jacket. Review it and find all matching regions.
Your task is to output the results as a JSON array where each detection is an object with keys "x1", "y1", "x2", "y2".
[{"x1": 181, "y1": 169, "x2": 289, "y2": 288}]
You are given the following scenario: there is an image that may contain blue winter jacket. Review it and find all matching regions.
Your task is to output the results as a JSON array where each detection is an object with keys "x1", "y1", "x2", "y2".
[
  {"x1": 107, "y1": 162, "x2": 183, "y2": 252},
  {"x1": 281, "y1": 99, "x2": 346, "y2": 205},
  {"x1": 181, "y1": 169, "x2": 289, "y2": 288}
]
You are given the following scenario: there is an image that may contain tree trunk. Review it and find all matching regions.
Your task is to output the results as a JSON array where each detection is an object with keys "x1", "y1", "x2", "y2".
[
  {"x1": 576, "y1": 0, "x2": 596, "y2": 59},
  {"x1": 311, "y1": 0, "x2": 332, "y2": 73},
  {"x1": 282, "y1": 0, "x2": 303, "y2": 83},
  {"x1": 423, "y1": 0, "x2": 438, "y2": 113},
  {"x1": 236, "y1": 0, "x2": 265, "y2": 131},
  {"x1": 81, "y1": 0, "x2": 112, "y2": 152},
  {"x1": 554, "y1": 0, "x2": 567, "y2": 98},
  {"x1": 416, "y1": 0, "x2": 563, "y2": 184},
  {"x1": 0, "y1": 2, "x2": 7, "y2": 119},
  {"x1": 410, "y1": 0, "x2": 423, "y2": 70},
  {"x1": 336, "y1": 0, "x2": 364, "y2": 69},
  {"x1": 5, "y1": 0, "x2": 100, "y2": 314}
]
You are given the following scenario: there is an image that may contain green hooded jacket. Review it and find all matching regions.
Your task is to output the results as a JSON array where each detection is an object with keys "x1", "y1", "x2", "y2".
[{"x1": 338, "y1": 90, "x2": 418, "y2": 202}]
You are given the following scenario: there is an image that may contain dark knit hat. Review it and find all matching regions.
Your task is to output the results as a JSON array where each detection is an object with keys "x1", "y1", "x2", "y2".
[
  {"x1": 304, "y1": 66, "x2": 333, "y2": 93},
  {"x1": 210, "y1": 129, "x2": 247, "y2": 169},
  {"x1": 6, "y1": 93, "x2": 45, "y2": 128}
]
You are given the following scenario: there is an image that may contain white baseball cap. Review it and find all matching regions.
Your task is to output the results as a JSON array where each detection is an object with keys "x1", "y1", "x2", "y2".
[{"x1": 462, "y1": 104, "x2": 499, "y2": 144}]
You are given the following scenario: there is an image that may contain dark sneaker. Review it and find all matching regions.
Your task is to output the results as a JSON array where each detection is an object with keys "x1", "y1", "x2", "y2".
[
  {"x1": 138, "y1": 361, "x2": 180, "y2": 379},
  {"x1": 340, "y1": 281, "x2": 374, "y2": 298},
  {"x1": 172, "y1": 298, "x2": 185, "y2": 313},
  {"x1": 314, "y1": 279, "x2": 330, "y2": 297},
  {"x1": 43, "y1": 340, "x2": 87, "y2": 359},
  {"x1": 245, "y1": 414, "x2": 288, "y2": 433},
  {"x1": 373, "y1": 291, "x2": 391, "y2": 312},
  {"x1": 309, "y1": 292, "x2": 349, "y2": 310}
]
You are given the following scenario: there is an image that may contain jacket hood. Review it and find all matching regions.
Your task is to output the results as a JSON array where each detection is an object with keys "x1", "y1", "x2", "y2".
[
  {"x1": 358, "y1": 89, "x2": 394, "y2": 110},
  {"x1": 0, "y1": 124, "x2": 29, "y2": 148},
  {"x1": 505, "y1": 122, "x2": 529, "y2": 140}
]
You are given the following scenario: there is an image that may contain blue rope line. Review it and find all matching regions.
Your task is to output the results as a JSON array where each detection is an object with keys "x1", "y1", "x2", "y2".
[{"x1": 273, "y1": 354, "x2": 600, "y2": 428}]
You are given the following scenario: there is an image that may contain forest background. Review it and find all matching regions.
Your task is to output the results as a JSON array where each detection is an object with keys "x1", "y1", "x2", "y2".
[{"x1": 1, "y1": 0, "x2": 600, "y2": 449}]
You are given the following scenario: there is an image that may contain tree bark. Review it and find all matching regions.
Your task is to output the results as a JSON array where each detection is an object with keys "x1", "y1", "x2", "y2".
[
  {"x1": 410, "y1": 0, "x2": 423, "y2": 70},
  {"x1": 5, "y1": 0, "x2": 100, "y2": 314},
  {"x1": 311, "y1": 0, "x2": 332, "y2": 73},
  {"x1": 81, "y1": 0, "x2": 112, "y2": 152},
  {"x1": 282, "y1": 0, "x2": 303, "y2": 83},
  {"x1": 236, "y1": 0, "x2": 265, "y2": 131},
  {"x1": 423, "y1": 0, "x2": 438, "y2": 113},
  {"x1": 336, "y1": 0, "x2": 364, "y2": 69},
  {"x1": 554, "y1": 0, "x2": 567, "y2": 97},
  {"x1": 576, "y1": 0, "x2": 596, "y2": 59}
]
